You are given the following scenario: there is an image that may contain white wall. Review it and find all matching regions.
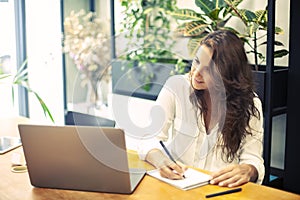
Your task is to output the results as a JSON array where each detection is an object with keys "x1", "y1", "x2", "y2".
[
  {"x1": 25, "y1": 0, "x2": 65, "y2": 125},
  {"x1": 110, "y1": 93, "x2": 156, "y2": 150}
]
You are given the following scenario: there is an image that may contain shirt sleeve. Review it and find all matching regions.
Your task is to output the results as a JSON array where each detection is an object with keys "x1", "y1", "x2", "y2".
[
  {"x1": 239, "y1": 97, "x2": 265, "y2": 184},
  {"x1": 137, "y1": 76, "x2": 177, "y2": 160}
]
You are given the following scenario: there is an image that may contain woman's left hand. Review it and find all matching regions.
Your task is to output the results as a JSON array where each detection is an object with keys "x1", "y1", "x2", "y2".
[{"x1": 209, "y1": 164, "x2": 258, "y2": 187}]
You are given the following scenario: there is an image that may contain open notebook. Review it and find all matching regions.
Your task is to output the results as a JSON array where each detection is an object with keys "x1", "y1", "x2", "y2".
[{"x1": 147, "y1": 168, "x2": 212, "y2": 191}]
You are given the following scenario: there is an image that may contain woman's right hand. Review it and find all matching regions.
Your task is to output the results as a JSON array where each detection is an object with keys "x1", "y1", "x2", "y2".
[{"x1": 145, "y1": 149, "x2": 187, "y2": 180}]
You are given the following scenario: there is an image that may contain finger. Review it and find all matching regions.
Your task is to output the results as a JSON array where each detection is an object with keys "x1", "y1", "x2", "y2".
[
  {"x1": 211, "y1": 165, "x2": 235, "y2": 178},
  {"x1": 160, "y1": 169, "x2": 184, "y2": 180},
  {"x1": 169, "y1": 162, "x2": 185, "y2": 174},
  {"x1": 216, "y1": 171, "x2": 251, "y2": 187},
  {"x1": 227, "y1": 178, "x2": 248, "y2": 187},
  {"x1": 210, "y1": 170, "x2": 235, "y2": 185},
  {"x1": 176, "y1": 161, "x2": 188, "y2": 171},
  {"x1": 160, "y1": 166, "x2": 184, "y2": 180},
  {"x1": 217, "y1": 175, "x2": 240, "y2": 187},
  {"x1": 220, "y1": 175, "x2": 249, "y2": 187}
]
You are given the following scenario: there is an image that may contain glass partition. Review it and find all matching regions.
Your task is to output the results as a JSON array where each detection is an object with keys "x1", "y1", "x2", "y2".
[{"x1": 62, "y1": 0, "x2": 113, "y2": 119}]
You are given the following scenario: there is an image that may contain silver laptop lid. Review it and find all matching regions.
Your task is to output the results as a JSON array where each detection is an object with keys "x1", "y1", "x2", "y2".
[{"x1": 18, "y1": 124, "x2": 145, "y2": 194}]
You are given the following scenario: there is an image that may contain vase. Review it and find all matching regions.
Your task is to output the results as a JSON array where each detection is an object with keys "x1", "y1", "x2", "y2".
[{"x1": 85, "y1": 79, "x2": 110, "y2": 114}]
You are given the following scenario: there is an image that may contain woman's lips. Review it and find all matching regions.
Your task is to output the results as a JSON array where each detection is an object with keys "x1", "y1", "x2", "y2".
[{"x1": 194, "y1": 78, "x2": 204, "y2": 84}]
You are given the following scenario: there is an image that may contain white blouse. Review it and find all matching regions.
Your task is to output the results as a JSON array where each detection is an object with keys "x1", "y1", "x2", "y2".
[{"x1": 137, "y1": 74, "x2": 265, "y2": 184}]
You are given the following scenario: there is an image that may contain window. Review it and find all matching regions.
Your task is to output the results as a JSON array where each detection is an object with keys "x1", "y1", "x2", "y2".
[{"x1": 0, "y1": 0, "x2": 19, "y2": 117}]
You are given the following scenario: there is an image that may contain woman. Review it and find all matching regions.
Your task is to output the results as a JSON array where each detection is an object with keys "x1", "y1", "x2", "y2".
[{"x1": 138, "y1": 30, "x2": 264, "y2": 187}]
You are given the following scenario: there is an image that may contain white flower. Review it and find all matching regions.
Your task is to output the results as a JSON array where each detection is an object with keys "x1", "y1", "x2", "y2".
[{"x1": 63, "y1": 9, "x2": 111, "y2": 84}]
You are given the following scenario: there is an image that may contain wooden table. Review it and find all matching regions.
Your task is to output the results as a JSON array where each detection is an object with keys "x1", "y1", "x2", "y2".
[{"x1": 1, "y1": 117, "x2": 300, "y2": 200}]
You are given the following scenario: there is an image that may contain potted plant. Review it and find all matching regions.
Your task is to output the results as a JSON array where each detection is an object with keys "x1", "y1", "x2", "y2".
[
  {"x1": 0, "y1": 57, "x2": 54, "y2": 122},
  {"x1": 225, "y1": 1, "x2": 288, "y2": 67},
  {"x1": 112, "y1": 0, "x2": 190, "y2": 100},
  {"x1": 169, "y1": 0, "x2": 289, "y2": 109},
  {"x1": 224, "y1": 0, "x2": 289, "y2": 109},
  {"x1": 63, "y1": 9, "x2": 111, "y2": 108}
]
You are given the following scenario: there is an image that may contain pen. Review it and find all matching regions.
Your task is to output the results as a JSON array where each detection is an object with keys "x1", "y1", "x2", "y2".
[
  {"x1": 205, "y1": 188, "x2": 242, "y2": 198},
  {"x1": 159, "y1": 140, "x2": 185, "y2": 178}
]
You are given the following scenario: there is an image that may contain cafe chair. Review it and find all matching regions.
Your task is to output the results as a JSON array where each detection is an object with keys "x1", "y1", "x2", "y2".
[{"x1": 65, "y1": 111, "x2": 115, "y2": 127}]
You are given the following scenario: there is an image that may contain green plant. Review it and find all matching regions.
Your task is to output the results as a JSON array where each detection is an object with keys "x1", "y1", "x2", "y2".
[
  {"x1": 224, "y1": 0, "x2": 289, "y2": 68},
  {"x1": 169, "y1": 0, "x2": 237, "y2": 56},
  {"x1": 120, "y1": 0, "x2": 177, "y2": 62},
  {"x1": 0, "y1": 58, "x2": 54, "y2": 122},
  {"x1": 118, "y1": 0, "x2": 188, "y2": 90},
  {"x1": 169, "y1": 0, "x2": 288, "y2": 68}
]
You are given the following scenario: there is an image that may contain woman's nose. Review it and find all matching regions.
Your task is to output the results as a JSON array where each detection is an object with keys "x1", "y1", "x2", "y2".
[{"x1": 194, "y1": 66, "x2": 203, "y2": 76}]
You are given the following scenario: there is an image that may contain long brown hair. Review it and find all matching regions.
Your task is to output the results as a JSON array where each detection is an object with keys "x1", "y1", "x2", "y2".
[{"x1": 189, "y1": 30, "x2": 260, "y2": 162}]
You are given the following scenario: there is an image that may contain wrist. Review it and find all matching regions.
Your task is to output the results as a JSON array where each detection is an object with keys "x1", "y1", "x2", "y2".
[
  {"x1": 145, "y1": 149, "x2": 171, "y2": 169},
  {"x1": 243, "y1": 164, "x2": 258, "y2": 182}
]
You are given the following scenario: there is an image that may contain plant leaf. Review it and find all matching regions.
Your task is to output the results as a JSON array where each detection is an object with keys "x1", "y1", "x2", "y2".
[
  {"x1": 255, "y1": 10, "x2": 267, "y2": 25},
  {"x1": 168, "y1": 9, "x2": 205, "y2": 21},
  {"x1": 274, "y1": 49, "x2": 289, "y2": 58},
  {"x1": 216, "y1": 16, "x2": 232, "y2": 29},
  {"x1": 233, "y1": 9, "x2": 256, "y2": 23},
  {"x1": 247, "y1": 22, "x2": 259, "y2": 37},
  {"x1": 209, "y1": 8, "x2": 221, "y2": 20},
  {"x1": 10, "y1": 59, "x2": 55, "y2": 123},
  {"x1": 224, "y1": 0, "x2": 243, "y2": 16},
  {"x1": 31, "y1": 91, "x2": 55, "y2": 123},
  {"x1": 195, "y1": 0, "x2": 227, "y2": 15},
  {"x1": 275, "y1": 26, "x2": 284, "y2": 34},
  {"x1": 195, "y1": 0, "x2": 214, "y2": 14},
  {"x1": 259, "y1": 40, "x2": 285, "y2": 47},
  {"x1": 184, "y1": 21, "x2": 208, "y2": 36},
  {"x1": 0, "y1": 74, "x2": 11, "y2": 80}
]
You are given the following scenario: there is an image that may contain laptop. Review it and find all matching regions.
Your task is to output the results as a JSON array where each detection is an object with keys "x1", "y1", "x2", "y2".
[{"x1": 18, "y1": 124, "x2": 146, "y2": 194}]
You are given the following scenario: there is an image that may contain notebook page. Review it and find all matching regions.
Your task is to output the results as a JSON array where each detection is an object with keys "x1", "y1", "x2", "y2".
[{"x1": 147, "y1": 168, "x2": 212, "y2": 190}]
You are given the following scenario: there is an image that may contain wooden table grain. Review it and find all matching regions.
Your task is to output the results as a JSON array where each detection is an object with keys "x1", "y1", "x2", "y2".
[{"x1": 1, "y1": 117, "x2": 299, "y2": 200}]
